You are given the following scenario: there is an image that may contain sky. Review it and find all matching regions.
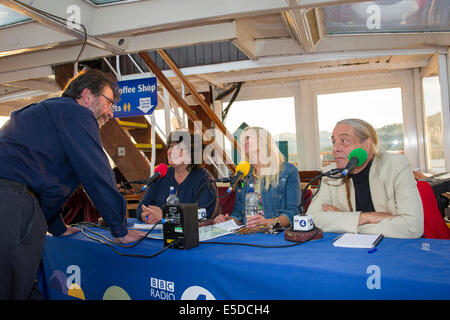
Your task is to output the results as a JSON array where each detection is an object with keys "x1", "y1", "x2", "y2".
[
  {"x1": 317, "y1": 87, "x2": 403, "y2": 132},
  {"x1": 0, "y1": 116, "x2": 8, "y2": 128},
  {"x1": 223, "y1": 97, "x2": 296, "y2": 136}
]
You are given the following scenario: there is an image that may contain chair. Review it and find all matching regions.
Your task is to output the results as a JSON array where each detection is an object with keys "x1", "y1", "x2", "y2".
[
  {"x1": 302, "y1": 188, "x2": 313, "y2": 213},
  {"x1": 299, "y1": 170, "x2": 321, "y2": 189},
  {"x1": 62, "y1": 186, "x2": 101, "y2": 224},
  {"x1": 218, "y1": 186, "x2": 236, "y2": 215},
  {"x1": 417, "y1": 181, "x2": 450, "y2": 239}
]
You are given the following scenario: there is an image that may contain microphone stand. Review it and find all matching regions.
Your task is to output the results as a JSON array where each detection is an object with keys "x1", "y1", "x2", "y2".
[
  {"x1": 286, "y1": 170, "x2": 343, "y2": 243},
  {"x1": 118, "y1": 178, "x2": 159, "y2": 194},
  {"x1": 299, "y1": 173, "x2": 323, "y2": 215},
  {"x1": 299, "y1": 169, "x2": 343, "y2": 214}
]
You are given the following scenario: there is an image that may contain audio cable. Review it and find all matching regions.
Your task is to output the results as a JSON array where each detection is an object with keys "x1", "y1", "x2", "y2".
[
  {"x1": 71, "y1": 220, "x2": 179, "y2": 258},
  {"x1": 200, "y1": 228, "x2": 319, "y2": 248}
]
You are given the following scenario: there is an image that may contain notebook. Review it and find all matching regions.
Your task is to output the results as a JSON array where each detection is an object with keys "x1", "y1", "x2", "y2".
[{"x1": 332, "y1": 233, "x2": 383, "y2": 248}]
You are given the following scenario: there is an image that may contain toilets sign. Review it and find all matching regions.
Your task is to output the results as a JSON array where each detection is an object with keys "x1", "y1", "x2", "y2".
[{"x1": 113, "y1": 77, "x2": 158, "y2": 118}]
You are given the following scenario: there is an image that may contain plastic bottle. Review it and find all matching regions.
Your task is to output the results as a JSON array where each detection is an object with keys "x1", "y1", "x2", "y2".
[
  {"x1": 166, "y1": 186, "x2": 179, "y2": 204},
  {"x1": 245, "y1": 184, "x2": 258, "y2": 220}
]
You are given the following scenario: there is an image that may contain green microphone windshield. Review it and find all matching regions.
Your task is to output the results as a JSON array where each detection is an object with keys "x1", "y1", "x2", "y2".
[{"x1": 348, "y1": 148, "x2": 368, "y2": 166}]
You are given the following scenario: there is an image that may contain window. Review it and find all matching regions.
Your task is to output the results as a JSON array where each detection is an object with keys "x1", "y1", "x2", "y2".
[
  {"x1": 87, "y1": 0, "x2": 132, "y2": 5},
  {"x1": 422, "y1": 76, "x2": 445, "y2": 173},
  {"x1": 317, "y1": 88, "x2": 404, "y2": 168},
  {"x1": 0, "y1": 116, "x2": 9, "y2": 128},
  {"x1": 0, "y1": 5, "x2": 30, "y2": 28},
  {"x1": 223, "y1": 97, "x2": 298, "y2": 167},
  {"x1": 323, "y1": 0, "x2": 450, "y2": 34}
]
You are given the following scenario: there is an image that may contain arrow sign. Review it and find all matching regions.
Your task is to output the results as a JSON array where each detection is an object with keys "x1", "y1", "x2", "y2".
[
  {"x1": 137, "y1": 97, "x2": 154, "y2": 114},
  {"x1": 113, "y1": 77, "x2": 158, "y2": 118}
]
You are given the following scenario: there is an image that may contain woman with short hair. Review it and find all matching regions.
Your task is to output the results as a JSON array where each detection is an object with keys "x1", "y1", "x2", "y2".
[{"x1": 136, "y1": 129, "x2": 220, "y2": 224}]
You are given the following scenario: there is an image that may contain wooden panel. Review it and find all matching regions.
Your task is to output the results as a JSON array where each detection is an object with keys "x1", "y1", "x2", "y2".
[
  {"x1": 299, "y1": 170, "x2": 321, "y2": 189},
  {"x1": 100, "y1": 118, "x2": 150, "y2": 193}
]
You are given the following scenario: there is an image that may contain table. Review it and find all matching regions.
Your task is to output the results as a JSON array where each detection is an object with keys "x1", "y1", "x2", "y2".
[{"x1": 38, "y1": 219, "x2": 450, "y2": 300}]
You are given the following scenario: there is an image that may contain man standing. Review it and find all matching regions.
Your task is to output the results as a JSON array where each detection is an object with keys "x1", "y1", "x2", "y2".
[{"x1": 0, "y1": 69, "x2": 143, "y2": 299}]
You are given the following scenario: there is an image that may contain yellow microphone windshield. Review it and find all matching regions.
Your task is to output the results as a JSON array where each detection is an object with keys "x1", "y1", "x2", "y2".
[{"x1": 235, "y1": 161, "x2": 251, "y2": 176}]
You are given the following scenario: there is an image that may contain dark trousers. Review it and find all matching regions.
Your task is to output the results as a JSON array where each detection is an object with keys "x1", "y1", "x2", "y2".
[{"x1": 0, "y1": 179, "x2": 47, "y2": 300}]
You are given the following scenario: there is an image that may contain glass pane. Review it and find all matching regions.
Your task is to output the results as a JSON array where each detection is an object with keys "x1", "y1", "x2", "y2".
[
  {"x1": 323, "y1": 0, "x2": 450, "y2": 34},
  {"x1": 0, "y1": 116, "x2": 9, "y2": 128},
  {"x1": 223, "y1": 97, "x2": 298, "y2": 167},
  {"x1": 422, "y1": 76, "x2": 445, "y2": 173},
  {"x1": 88, "y1": 0, "x2": 130, "y2": 5},
  {"x1": 0, "y1": 4, "x2": 30, "y2": 27},
  {"x1": 317, "y1": 88, "x2": 404, "y2": 168}
]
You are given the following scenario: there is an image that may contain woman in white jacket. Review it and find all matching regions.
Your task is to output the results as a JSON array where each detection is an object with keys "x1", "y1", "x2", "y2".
[{"x1": 307, "y1": 118, "x2": 423, "y2": 239}]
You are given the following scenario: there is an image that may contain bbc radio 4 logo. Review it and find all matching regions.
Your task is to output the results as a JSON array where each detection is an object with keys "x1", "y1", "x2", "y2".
[
  {"x1": 150, "y1": 277, "x2": 216, "y2": 300},
  {"x1": 150, "y1": 277, "x2": 175, "y2": 300}
]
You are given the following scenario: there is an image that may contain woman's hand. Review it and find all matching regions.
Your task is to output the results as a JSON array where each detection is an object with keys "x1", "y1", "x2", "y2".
[
  {"x1": 141, "y1": 204, "x2": 163, "y2": 224},
  {"x1": 246, "y1": 214, "x2": 270, "y2": 228},
  {"x1": 213, "y1": 214, "x2": 231, "y2": 224}
]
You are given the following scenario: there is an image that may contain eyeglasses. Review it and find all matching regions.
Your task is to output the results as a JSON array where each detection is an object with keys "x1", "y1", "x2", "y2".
[
  {"x1": 168, "y1": 142, "x2": 181, "y2": 149},
  {"x1": 99, "y1": 94, "x2": 115, "y2": 109}
]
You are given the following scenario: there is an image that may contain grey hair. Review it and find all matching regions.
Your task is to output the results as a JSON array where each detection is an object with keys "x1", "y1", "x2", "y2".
[{"x1": 336, "y1": 118, "x2": 379, "y2": 155}]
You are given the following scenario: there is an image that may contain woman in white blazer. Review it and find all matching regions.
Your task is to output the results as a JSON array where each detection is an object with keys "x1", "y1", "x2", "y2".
[{"x1": 307, "y1": 119, "x2": 423, "y2": 239}]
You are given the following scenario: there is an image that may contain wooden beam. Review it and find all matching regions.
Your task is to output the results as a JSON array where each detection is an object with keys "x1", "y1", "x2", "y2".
[{"x1": 54, "y1": 63, "x2": 74, "y2": 90}]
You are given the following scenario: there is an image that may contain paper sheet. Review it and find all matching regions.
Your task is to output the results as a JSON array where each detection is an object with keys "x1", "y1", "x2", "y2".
[
  {"x1": 131, "y1": 223, "x2": 163, "y2": 231},
  {"x1": 213, "y1": 219, "x2": 243, "y2": 232}
]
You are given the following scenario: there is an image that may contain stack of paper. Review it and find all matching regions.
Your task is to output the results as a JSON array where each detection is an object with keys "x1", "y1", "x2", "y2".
[{"x1": 332, "y1": 233, "x2": 383, "y2": 248}]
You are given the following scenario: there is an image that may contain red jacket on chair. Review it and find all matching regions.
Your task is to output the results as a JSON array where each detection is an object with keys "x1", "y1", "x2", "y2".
[{"x1": 417, "y1": 181, "x2": 450, "y2": 239}]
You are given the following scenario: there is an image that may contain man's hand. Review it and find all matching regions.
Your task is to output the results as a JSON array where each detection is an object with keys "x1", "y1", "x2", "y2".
[
  {"x1": 59, "y1": 225, "x2": 81, "y2": 236},
  {"x1": 358, "y1": 212, "x2": 394, "y2": 225},
  {"x1": 114, "y1": 229, "x2": 146, "y2": 244}
]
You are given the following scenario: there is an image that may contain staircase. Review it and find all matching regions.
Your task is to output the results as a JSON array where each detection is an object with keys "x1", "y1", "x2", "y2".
[{"x1": 61, "y1": 51, "x2": 242, "y2": 215}]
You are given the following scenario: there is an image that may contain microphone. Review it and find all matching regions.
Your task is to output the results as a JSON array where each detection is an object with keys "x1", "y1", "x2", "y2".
[
  {"x1": 140, "y1": 163, "x2": 169, "y2": 192},
  {"x1": 341, "y1": 148, "x2": 368, "y2": 176},
  {"x1": 227, "y1": 161, "x2": 251, "y2": 194},
  {"x1": 321, "y1": 168, "x2": 343, "y2": 177}
]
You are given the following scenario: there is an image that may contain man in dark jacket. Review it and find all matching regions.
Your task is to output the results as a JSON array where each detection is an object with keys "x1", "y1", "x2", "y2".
[{"x1": 0, "y1": 69, "x2": 144, "y2": 299}]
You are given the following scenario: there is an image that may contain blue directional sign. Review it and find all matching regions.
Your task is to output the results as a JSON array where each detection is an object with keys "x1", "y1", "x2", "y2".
[{"x1": 113, "y1": 77, "x2": 158, "y2": 118}]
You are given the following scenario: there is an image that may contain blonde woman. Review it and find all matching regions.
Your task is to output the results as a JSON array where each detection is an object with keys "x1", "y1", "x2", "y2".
[
  {"x1": 214, "y1": 127, "x2": 301, "y2": 228},
  {"x1": 307, "y1": 119, "x2": 424, "y2": 238}
]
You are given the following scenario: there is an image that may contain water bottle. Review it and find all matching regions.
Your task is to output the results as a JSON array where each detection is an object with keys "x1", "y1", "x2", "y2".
[
  {"x1": 166, "y1": 186, "x2": 179, "y2": 204},
  {"x1": 245, "y1": 184, "x2": 258, "y2": 220}
]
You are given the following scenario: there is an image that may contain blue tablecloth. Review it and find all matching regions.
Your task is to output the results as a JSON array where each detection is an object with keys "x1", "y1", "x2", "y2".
[{"x1": 39, "y1": 219, "x2": 450, "y2": 300}]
